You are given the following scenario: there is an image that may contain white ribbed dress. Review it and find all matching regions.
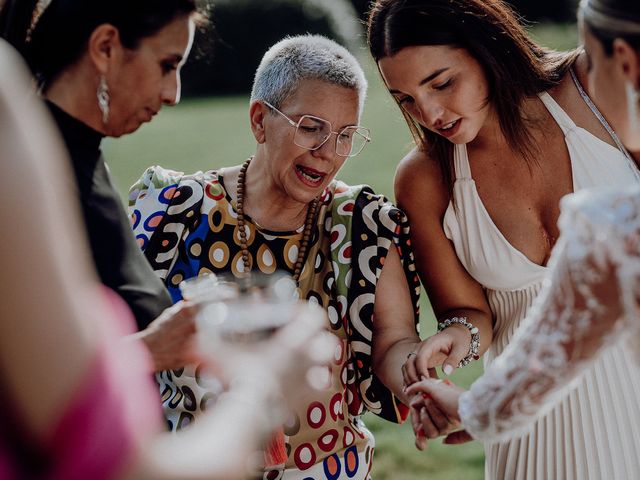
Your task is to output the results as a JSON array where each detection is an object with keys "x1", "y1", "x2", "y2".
[{"x1": 443, "y1": 92, "x2": 640, "y2": 479}]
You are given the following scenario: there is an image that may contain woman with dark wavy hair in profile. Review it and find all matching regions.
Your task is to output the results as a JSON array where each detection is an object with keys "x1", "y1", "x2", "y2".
[
  {"x1": 0, "y1": 0, "x2": 205, "y2": 373},
  {"x1": 368, "y1": 0, "x2": 640, "y2": 478},
  {"x1": 399, "y1": 0, "x2": 640, "y2": 478}
]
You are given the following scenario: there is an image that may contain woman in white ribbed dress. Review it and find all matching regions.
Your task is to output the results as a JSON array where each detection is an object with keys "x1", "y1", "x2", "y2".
[
  {"x1": 405, "y1": 1, "x2": 640, "y2": 477},
  {"x1": 367, "y1": 0, "x2": 640, "y2": 478}
]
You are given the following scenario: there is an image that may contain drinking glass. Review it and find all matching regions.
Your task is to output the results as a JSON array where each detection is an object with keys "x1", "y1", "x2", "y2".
[
  {"x1": 192, "y1": 271, "x2": 304, "y2": 470},
  {"x1": 195, "y1": 271, "x2": 298, "y2": 347}
]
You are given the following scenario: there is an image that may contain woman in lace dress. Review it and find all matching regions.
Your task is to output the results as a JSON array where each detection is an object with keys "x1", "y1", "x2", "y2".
[
  {"x1": 367, "y1": 0, "x2": 640, "y2": 478},
  {"x1": 406, "y1": 0, "x2": 640, "y2": 477}
]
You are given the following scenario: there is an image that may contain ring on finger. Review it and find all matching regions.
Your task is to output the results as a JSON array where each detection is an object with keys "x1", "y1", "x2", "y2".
[{"x1": 406, "y1": 351, "x2": 417, "y2": 360}]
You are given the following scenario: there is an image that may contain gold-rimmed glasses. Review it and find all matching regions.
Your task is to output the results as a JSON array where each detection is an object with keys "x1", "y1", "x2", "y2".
[{"x1": 263, "y1": 101, "x2": 371, "y2": 157}]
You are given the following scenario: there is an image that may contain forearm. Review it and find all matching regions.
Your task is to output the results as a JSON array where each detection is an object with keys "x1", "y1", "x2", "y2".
[
  {"x1": 458, "y1": 188, "x2": 640, "y2": 443},
  {"x1": 372, "y1": 244, "x2": 421, "y2": 403}
]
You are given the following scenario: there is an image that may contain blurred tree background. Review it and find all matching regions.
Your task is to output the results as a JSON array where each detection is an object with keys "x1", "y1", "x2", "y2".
[
  {"x1": 105, "y1": 1, "x2": 580, "y2": 478},
  {"x1": 349, "y1": 0, "x2": 578, "y2": 21},
  {"x1": 181, "y1": 0, "x2": 579, "y2": 97},
  {"x1": 182, "y1": 0, "x2": 365, "y2": 96}
]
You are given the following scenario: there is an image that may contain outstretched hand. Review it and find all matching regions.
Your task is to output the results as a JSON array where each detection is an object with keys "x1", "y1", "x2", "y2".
[{"x1": 405, "y1": 378, "x2": 473, "y2": 447}]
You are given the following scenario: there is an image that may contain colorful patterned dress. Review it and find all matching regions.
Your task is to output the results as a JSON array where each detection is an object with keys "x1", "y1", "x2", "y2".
[{"x1": 129, "y1": 166, "x2": 420, "y2": 479}]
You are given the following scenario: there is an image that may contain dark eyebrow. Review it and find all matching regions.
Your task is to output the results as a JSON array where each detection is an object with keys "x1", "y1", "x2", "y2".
[{"x1": 388, "y1": 67, "x2": 450, "y2": 94}]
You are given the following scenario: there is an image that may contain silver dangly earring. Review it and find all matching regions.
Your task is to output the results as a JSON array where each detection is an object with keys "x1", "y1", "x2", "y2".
[
  {"x1": 625, "y1": 80, "x2": 640, "y2": 133},
  {"x1": 97, "y1": 74, "x2": 110, "y2": 124}
]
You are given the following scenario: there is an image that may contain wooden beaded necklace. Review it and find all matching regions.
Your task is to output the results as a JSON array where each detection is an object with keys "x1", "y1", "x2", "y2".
[{"x1": 236, "y1": 157, "x2": 319, "y2": 285}]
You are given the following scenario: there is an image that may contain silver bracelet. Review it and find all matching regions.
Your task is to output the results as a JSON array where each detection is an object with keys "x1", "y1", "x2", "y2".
[{"x1": 437, "y1": 316, "x2": 480, "y2": 368}]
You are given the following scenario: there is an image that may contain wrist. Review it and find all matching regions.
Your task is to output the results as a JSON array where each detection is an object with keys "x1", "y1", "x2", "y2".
[
  {"x1": 444, "y1": 323, "x2": 472, "y2": 341},
  {"x1": 438, "y1": 316, "x2": 480, "y2": 368},
  {"x1": 138, "y1": 329, "x2": 164, "y2": 370}
]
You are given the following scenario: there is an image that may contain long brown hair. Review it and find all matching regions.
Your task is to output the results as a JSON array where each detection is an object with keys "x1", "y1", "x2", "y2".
[{"x1": 367, "y1": 0, "x2": 578, "y2": 192}]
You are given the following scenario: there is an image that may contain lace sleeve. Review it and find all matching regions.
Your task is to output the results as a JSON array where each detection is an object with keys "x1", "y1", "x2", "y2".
[{"x1": 458, "y1": 187, "x2": 640, "y2": 443}]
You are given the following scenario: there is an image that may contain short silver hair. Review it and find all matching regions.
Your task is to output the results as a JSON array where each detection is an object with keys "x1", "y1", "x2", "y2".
[{"x1": 250, "y1": 34, "x2": 368, "y2": 119}]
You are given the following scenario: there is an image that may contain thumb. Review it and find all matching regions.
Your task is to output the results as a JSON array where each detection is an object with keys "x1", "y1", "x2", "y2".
[{"x1": 442, "y1": 339, "x2": 470, "y2": 376}]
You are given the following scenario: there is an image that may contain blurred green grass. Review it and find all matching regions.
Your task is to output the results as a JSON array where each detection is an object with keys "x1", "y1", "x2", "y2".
[{"x1": 104, "y1": 23, "x2": 577, "y2": 480}]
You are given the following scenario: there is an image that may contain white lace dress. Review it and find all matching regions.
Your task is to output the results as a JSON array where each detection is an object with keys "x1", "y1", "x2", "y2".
[
  {"x1": 458, "y1": 186, "x2": 640, "y2": 471},
  {"x1": 443, "y1": 92, "x2": 640, "y2": 479}
]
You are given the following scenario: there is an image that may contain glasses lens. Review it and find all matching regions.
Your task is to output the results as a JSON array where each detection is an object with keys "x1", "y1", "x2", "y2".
[
  {"x1": 337, "y1": 127, "x2": 370, "y2": 157},
  {"x1": 294, "y1": 115, "x2": 331, "y2": 150}
]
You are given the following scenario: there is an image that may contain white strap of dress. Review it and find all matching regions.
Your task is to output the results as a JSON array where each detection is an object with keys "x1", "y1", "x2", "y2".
[
  {"x1": 538, "y1": 92, "x2": 576, "y2": 135},
  {"x1": 453, "y1": 144, "x2": 473, "y2": 180}
]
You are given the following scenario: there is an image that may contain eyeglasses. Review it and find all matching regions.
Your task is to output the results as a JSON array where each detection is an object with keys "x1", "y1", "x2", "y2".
[{"x1": 263, "y1": 101, "x2": 371, "y2": 157}]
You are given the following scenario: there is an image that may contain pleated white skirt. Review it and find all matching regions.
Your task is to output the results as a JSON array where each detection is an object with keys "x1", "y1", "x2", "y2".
[{"x1": 483, "y1": 286, "x2": 640, "y2": 480}]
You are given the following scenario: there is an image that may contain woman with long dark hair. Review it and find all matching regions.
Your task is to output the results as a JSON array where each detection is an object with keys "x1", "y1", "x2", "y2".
[
  {"x1": 404, "y1": 0, "x2": 640, "y2": 477},
  {"x1": 368, "y1": 0, "x2": 640, "y2": 478}
]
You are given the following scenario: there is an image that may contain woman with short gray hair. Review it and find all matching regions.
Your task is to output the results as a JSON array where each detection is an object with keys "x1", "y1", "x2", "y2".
[
  {"x1": 250, "y1": 35, "x2": 368, "y2": 118},
  {"x1": 130, "y1": 34, "x2": 426, "y2": 478}
]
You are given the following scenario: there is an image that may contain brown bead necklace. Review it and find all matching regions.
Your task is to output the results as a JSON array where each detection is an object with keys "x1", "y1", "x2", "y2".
[{"x1": 236, "y1": 157, "x2": 319, "y2": 285}]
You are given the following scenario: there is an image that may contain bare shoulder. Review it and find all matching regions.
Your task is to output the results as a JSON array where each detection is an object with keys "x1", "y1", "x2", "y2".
[
  {"x1": 394, "y1": 146, "x2": 449, "y2": 219},
  {"x1": 394, "y1": 147, "x2": 449, "y2": 203}
]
